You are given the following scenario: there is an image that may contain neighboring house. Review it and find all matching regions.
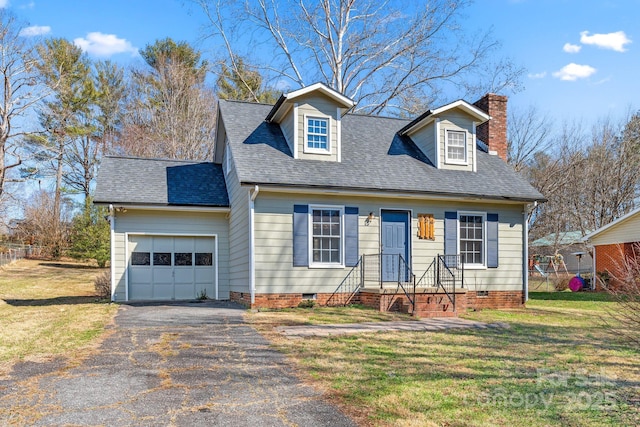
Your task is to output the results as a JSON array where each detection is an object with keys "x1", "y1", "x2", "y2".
[
  {"x1": 94, "y1": 83, "x2": 545, "y2": 316},
  {"x1": 530, "y1": 231, "x2": 592, "y2": 274},
  {"x1": 583, "y1": 207, "x2": 640, "y2": 289}
]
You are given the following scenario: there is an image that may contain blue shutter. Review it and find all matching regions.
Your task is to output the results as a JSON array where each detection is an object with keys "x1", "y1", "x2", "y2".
[
  {"x1": 487, "y1": 213, "x2": 499, "y2": 268},
  {"x1": 293, "y1": 205, "x2": 308, "y2": 267},
  {"x1": 444, "y1": 211, "x2": 458, "y2": 267},
  {"x1": 444, "y1": 211, "x2": 458, "y2": 256},
  {"x1": 344, "y1": 207, "x2": 359, "y2": 267}
]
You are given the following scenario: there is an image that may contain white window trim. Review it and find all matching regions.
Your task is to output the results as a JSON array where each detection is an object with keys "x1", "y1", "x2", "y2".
[
  {"x1": 445, "y1": 130, "x2": 468, "y2": 165},
  {"x1": 303, "y1": 114, "x2": 332, "y2": 155},
  {"x1": 308, "y1": 204, "x2": 345, "y2": 268},
  {"x1": 225, "y1": 141, "x2": 231, "y2": 175},
  {"x1": 458, "y1": 211, "x2": 487, "y2": 269}
]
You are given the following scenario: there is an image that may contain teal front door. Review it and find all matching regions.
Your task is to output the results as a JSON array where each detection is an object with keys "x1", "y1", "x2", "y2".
[{"x1": 381, "y1": 210, "x2": 410, "y2": 282}]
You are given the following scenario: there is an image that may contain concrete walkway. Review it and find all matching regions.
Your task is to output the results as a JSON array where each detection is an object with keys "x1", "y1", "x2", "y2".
[
  {"x1": 0, "y1": 301, "x2": 356, "y2": 426},
  {"x1": 277, "y1": 317, "x2": 510, "y2": 338}
]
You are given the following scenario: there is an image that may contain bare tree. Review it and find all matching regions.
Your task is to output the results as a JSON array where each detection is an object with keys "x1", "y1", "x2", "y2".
[
  {"x1": 197, "y1": 0, "x2": 524, "y2": 114},
  {"x1": 0, "y1": 11, "x2": 46, "y2": 202},
  {"x1": 524, "y1": 114, "x2": 640, "y2": 250},
  {"x1": 117, "y1": 40, "x2": 216, "y2": 160},
  {"x1": 508, "y1": 106, "x2": 554, "y2": 173},
  {"x1": 13, "y1": 189, "x2": 72, "y2": 257},
  {"x1": 566, "y1": 116, "x2": 639, "y2": 235}
]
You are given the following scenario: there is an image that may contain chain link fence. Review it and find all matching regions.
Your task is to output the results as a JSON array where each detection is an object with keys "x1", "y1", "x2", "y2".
[{"x1": 0, "y1": 244, "x2": 43, "y2": 267}]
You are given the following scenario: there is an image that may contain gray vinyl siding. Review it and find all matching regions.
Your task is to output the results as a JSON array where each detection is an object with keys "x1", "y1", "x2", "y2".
[
  {"x1": 439, "y1": 111, "x2": 475, "y2": 172},
  {"x1": 112, "y1": 209, "x2": 230, "y2": 301},
  {"x1": 280, "y1": 104, "x2": 295, "y2": 156},
  {"x1": 223, "y1": 147, "x2": 251, "y2": 294},
  {"x1": 253, "y1": 192, "x2": 526, "y2": 295},
  {"x1": 589, "y1": 213, "x2": 640, "y2": 246},
  {"x1": 295, "y1": 94, "x2": 339, "y2": 162},
  {"x1": 409, "y1": 122, "x2": 437, "y2": 165}
]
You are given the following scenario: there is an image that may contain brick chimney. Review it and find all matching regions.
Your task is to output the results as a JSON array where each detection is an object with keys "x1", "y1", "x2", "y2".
[{"x1": 473, "y1": 94, "x2": 508, "y2": 162}]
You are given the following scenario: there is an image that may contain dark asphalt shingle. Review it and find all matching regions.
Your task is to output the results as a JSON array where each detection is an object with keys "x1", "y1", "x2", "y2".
[
  {"x1": 94, "y1": 156, "x2": 229, "y2": 207},
  {"x1": 220, "y1": 100, "x2": 545, "y2": 202}
]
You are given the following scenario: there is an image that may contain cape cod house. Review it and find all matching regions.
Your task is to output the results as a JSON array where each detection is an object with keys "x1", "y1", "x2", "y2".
[{"x1": 94, "y1": 83, "x2": 545, "y2": 316}]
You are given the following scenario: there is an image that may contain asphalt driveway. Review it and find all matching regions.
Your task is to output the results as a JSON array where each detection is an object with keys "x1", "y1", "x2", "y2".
[{"x1": 0, "y1": 301, "x2": 356, "y2": 426}]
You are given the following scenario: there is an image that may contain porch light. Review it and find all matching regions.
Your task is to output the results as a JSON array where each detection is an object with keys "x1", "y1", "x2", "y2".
[{"x1": 365, "y1": 212, "x2": 375, "y2": 225}]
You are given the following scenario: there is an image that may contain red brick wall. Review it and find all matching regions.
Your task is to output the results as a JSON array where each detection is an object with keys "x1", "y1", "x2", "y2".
[
  {"x1": 474, "y1": 94, "x2": 508, "y2": 162},
  {"x1": 231, "y1": 290, "x2": 523, "y2": 313},
  {"x1": 466, "y1": 291, "x2": 524, "y2": 310},
  {"x1": 594, "y1": 242, "x2": 640, "y2": 290},
  {"x1": 230, "y1": 291, "x2": 353, "y2": 309}
]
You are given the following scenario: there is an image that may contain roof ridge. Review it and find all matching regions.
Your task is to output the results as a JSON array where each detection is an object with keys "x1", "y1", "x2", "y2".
[
  {"x1": 219, "y1": 99, "x2": 275, "y2": 107},
  {"x1": 104, "y1": 155, "x2": 213, "y2": 164}
]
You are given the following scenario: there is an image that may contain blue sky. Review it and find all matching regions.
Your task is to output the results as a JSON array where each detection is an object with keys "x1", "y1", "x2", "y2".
[{"x1": 5, "y1": 0, "x2": 639, "y2": 124}]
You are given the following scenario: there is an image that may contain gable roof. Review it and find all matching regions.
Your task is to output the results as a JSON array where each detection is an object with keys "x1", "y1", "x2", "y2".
[
  {"x1": 583, "y1": 206, "x2": 640, "y2": 241},
  {"x1": 531, "y1": 231, "x2": 588, "y2": 247},
  {"x1": 219, "y1": 100, "x2": 545, "y2": 202},
  {"x1": 266, "y1": 82, "x2": 355, "y2": 123},
  {"x1": 94, "y1": 156, "x2": 229, "y2": 207},
  {"x1": 398, "y1": 99, "x2": 490, "y2": 136}
]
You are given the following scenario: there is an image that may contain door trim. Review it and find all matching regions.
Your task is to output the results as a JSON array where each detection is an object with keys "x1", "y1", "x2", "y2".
[
  {"x1": 379, "y1": 209, "x2": 411, "y2": 280},
  {"x1": 125, "y1": 233, "x2": 219, "y2": 301}
]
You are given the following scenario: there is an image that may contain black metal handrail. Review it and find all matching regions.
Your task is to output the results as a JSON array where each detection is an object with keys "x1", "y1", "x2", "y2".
[
  {"x1": 416, "y1": 254, "x2": 464, "y2": 311},
  {"x1": 325, "y1": 256, "x2": 363, "y2": 307},
  {"x1": 386, "y1": 254, "x2": 416, "y2": 314}
]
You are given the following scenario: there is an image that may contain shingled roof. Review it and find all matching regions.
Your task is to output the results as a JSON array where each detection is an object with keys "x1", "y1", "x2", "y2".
[
  {"x1": 219, "y1": 100, "x2": 545, "y2": 202},
  {"x1": 94, "y1": 156, "x2": 229, "y2": 207}
]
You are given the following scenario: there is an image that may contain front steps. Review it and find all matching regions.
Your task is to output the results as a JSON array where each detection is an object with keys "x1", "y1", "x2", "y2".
[{"x1": 359, "y1": 288, "x2": 466, "y2": 318}]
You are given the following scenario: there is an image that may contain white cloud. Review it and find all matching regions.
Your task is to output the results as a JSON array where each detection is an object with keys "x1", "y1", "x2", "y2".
[
  {"x1": 0, "y1": 0, "x2": 9, "y2": 8},
  {"x1": 528, "y1": 71, "x2": 547, "y2": 79},
  {"x1": 563, "y1": 43, "x2": 581, "y2": 53},
  {"x1": 19, "y1": 25, "x2": 51, "y2": 37},
  {"x1": 552, "y1": 63, "x2": 597, "y2": 81},
  {"x1": 73, "y1": 32, "x2": 138, "y2": 57},
  {"x1": 580, "y1": 30, "x2": 631, "y2": 52}
]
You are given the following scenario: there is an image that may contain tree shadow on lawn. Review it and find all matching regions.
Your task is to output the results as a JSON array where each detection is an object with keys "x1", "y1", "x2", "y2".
[
  {"x1": 528, "y1": 291, "x2": 615, "y2": 302},
  {"x1": 38, "y1": 262, "x2": 102, "y2": 270},
  {"x1": 3, "y1": 295, "x2": 106, "y2": 306}
]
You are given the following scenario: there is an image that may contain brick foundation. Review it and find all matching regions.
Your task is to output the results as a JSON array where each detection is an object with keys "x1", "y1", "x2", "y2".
[
  {"x1": 466, "y1": 290, "x2": 524, "y2": 310},
  {"x1": 230, "y1": 291, "x2": 350, "y2": 309},
  {"x1": 231, "y1": 289, "x2": 524, "y2": 314}
]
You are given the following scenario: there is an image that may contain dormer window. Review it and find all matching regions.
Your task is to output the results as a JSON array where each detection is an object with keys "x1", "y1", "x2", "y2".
[
  {"x1": 305, "y1": 116, "x2": 330, "y2": 153},
  {"x1": 446, "y1": 130, "x2": 467, "y2": 164}
]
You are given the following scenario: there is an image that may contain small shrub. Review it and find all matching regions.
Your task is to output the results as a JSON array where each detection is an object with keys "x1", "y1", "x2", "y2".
[
  {"x1": 554, "y1": 276, "x2": 570, "y2": 291},
  {"x1": 298, "y1": 299, "x2": 316, "y2": 308},
  {"x1": 94, "y1": 271, "x2": 111, "y2": 299},
  {"x1": 197, "y1": 289, "x2": 208, "y2": 300}
]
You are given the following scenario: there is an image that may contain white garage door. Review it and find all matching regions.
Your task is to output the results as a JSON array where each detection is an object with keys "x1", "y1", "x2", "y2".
[{"x1": 128, "y1": 235, "x2": 216, "y2": 301}]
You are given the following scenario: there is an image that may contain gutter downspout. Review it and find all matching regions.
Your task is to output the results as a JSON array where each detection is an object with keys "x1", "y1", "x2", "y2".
[
  {"x1": 590, "y1": 244, "x2": 596, "y2": 290},
  {"x1": 523, "y1": 202, "x2": 534, "y2": 304},
  {"x1": 249, "y1": 185, "x2": 260, "y2": 306},
  {"x1": 109, "y1": 204, "x2": 116, "y2": 302}
]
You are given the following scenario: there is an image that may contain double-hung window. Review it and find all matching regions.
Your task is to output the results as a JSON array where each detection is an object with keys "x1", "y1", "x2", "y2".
[
  {"x1": 311, "y1": 206, "x2": 343, "y2": 266},
  {"x1": 445, "y1": 211, "x2": 498, "y2": 269},
  {"x1": 306, "y1": 116, "x2": 329, "y2": 152},
  {"x1": 293, "y1": 205, "x2": 358, "y2": 268},
  {"x1": 446, "y1": 130, "x2": 467, "y2": 164},
  {"x1": 459, "y1": 213, "x2": 484, "y2": 266}
]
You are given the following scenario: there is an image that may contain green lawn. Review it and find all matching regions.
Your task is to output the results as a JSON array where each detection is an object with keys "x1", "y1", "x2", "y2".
[
  {"x1": 0, "y1": 259, "x2": 118, "y2": 374},
  {"x1": 248, "y1": 294, "x2": 640, "y2": 426}
]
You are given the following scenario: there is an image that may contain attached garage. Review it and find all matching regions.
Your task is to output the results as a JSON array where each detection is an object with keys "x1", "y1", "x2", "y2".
[
  {"x1": 128, "y1": 235, "x2": 217, "y2": 301},
  {"x1": 93, "y1": 157, "x2": 231, "y2": 302}
]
